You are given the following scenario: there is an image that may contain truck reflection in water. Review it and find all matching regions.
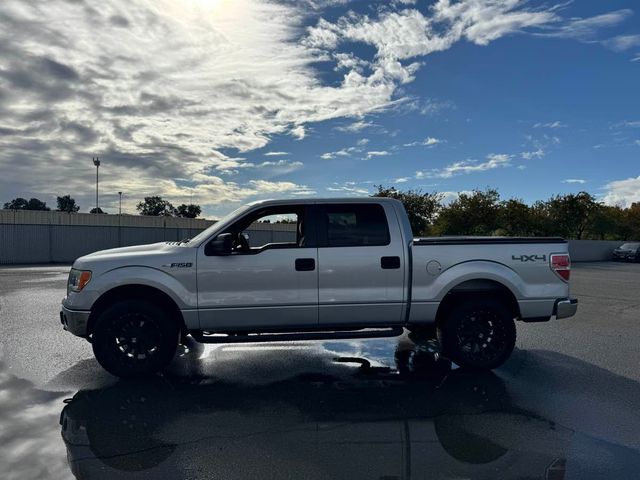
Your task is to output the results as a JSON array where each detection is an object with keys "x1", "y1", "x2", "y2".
[{"x1": 59, "y1": 338, "x2": 583, "y2": 480}]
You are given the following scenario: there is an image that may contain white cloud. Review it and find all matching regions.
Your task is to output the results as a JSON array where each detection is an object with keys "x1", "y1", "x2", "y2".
[
  {"x1": 604, "y1": 34, "x2": 640, "y2": 52},
  {"x1": 257, "y1": 160, "x2": 304, "y2": 174},
  {"x1": 534, "y1": 121, "x2": 566, "y2": 128},
  {"x1": 602, "y1": 176, "x2": 640, "y2": 207},
  {"x1": 356, "y1": 138, "x2": 370, "y2": 146},
  {"x1": 632, "y1": 54, "x2": 640, "y2": 62},
  {"x1": 248, "y1": 180, "x2": 315, "y2": 196},
  {"x1": 264, "y1": 151, "x2": 289, "y2": 156},
  {"x1": 394, "y1": 177, "x2": 410, "y2": 183},
  {"x1": 404, "y1": 136, "x2": 442, "y2": 147},
  {"x1": 416, "y1": 153, "x2": 512, "y2": 179},
  {"x1": 521, "y1": 148, "x2": 545, "y2": 159},
  {"x1": 405, "y1": 97, "x2": 457, "y2": 116},
  {"x1": 540, "y1": 9, "x2": 633, "y2": 41},
  {"x1": 563, "y1": 178, "x2": 586, "y2": 184},
  {"x1": 290, "y1": 126, "x2": 306, "y2": 140},
  {"x1": 333, "y1": 52, "x2": 370, "y2": 72},
  {"x1": 336, "y1": 120, "x2": 375, "y2": 132},
  {"x1": 208, "y1": 151, "x2": 302, "y2": 175},
  {"x1": 440, "y1": 191, "x2": 461, "y2": 204},
  {"x1": 320, "y1": 146, "x2": 361, "y2": 159},
  {"x1": 436, "y1": 190, "x2": 475, "y2": 204},
  {"x1": 614, "y1": 120, "x2": 640, "y2": 128},
  {"x1": 326, "y1": 181, "x2": 370, "y2": 195},
  {"x1": 208, "y1": 151, "x2": 249, "y2": 172},
  {"x1": 366, "y1": 150, "x2": 390, "y2": 159},
  {"x1": 304, "y1": 1, "x2": 563, "y2": 96}
]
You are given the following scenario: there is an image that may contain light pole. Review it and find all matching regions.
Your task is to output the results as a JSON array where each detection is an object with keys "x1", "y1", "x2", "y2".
[
  {"x1": 117, "y1": 191, "x2": 123, "y2": 247},
  {"x1": 92, "y1": 157, "x2": 100, "y2": 212}
]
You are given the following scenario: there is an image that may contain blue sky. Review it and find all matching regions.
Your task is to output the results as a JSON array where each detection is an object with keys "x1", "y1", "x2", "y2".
[{"x1": 1, "y1": 0, "x2": 639, "y2": 217}]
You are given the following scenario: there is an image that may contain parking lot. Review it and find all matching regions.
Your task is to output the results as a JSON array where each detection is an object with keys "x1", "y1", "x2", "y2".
[{"x1": 1, "y1": 262, "x2": 640, "y2": 479}]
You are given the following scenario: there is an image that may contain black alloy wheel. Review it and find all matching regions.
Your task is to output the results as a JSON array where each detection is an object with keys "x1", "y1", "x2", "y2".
[
  {"x1": 92, "y1": 300, "x2": 179, "y2": 378},
  {"x1": 441, "y1": 298, "x2": 516, "y2": 370}
]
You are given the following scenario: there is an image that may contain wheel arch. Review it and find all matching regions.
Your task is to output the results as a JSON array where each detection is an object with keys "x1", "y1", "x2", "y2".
[
  {"x1": 435, "y1": 278, "x2": 521, "y2": 328},
  {"x1": 87, "y1": 284, "x2": 187, "y2": 337}
]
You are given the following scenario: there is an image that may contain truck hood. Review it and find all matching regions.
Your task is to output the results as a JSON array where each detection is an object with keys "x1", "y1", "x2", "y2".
[{"x1": 73, "y1": 242, "x2": 193, "y2": 271}]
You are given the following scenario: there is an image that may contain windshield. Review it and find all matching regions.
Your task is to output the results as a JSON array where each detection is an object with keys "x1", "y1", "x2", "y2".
[
  {"x1": 186, "y1": 204, "x2": 252, "y2": 247},
  {"x1": 620, "y1": 243, "x2": 640, "y2": 249}
]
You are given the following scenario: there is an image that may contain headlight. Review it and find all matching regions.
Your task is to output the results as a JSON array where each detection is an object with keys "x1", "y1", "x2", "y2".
[{"x1": 68, "y1": 269, "x2": 92, "y2": 294}]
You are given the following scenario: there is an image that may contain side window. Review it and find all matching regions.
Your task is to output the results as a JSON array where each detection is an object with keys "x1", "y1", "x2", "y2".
[
  {"x1": 322, "y1": 204, "x2": 390, "y2": 247},
  {"x1": 223, "y1": 206, "x2": 308, "y2": 253},
  {"x1": 243, "y1": 212, "x2": 299, "y2": 248}
]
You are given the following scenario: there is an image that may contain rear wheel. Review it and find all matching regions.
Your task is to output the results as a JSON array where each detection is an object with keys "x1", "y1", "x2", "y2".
[
  {"x1": 440, "y1": 298, "x2": 516, "y2": 370},
  {"x1": 92, "y1": 300, "x2": 180, "y2": 378}
]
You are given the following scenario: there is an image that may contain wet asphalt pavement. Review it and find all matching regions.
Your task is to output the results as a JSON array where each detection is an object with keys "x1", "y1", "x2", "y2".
[{"x1": 1, "y1": 263, "x2": 640, "y2": 479}]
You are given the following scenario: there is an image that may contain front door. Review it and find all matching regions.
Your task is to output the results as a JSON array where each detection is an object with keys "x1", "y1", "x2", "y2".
[
  {"x1": 315, "y1": 203, "x2": 405, "y2": 326},
  {"x1": 197, "y1": 205, "x2": 318, "y2": 330}
]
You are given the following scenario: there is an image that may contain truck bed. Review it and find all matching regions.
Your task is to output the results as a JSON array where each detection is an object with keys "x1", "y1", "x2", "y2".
[
  {"x1": 409, "y1": 236, "x2": 570, "y2": 323},
  {"x1": 414, "y1": 236, "x2": 566, "y2": 245}
]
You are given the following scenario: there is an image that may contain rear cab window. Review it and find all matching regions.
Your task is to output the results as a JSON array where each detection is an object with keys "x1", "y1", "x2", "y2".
[{"x1": 317, "y1": 204, "x2": 390, "y2": 247}]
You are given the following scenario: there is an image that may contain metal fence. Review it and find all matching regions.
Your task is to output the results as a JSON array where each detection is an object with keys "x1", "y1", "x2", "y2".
[
  {"x1": 0, "y1": 223, "x2": 212, "y2": 264},
  {"x1": 0, "y1": 209, "x2": 298, "y2": 264},
  {"x1": 567, "y1": 240, "x2": 624, "y2": 262}
]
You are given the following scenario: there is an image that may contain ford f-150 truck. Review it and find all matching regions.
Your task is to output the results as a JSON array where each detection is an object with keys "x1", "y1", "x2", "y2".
[{"x1": 60, "y1": 198, "x2": 577, "y2": 377}]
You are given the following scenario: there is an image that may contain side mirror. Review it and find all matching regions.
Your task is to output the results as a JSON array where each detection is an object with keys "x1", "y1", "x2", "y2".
[{"x1": 205, "y1": 233, "x2": 233, "y2": 256}]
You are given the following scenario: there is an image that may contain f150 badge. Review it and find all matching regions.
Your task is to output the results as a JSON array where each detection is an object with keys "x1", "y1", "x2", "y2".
[
  {"x1": 512, "y1": 255, "x2": 546, "y2": 262},
  {"x1": 163, "y1": 262, "x2": 193, "y2": 268}
]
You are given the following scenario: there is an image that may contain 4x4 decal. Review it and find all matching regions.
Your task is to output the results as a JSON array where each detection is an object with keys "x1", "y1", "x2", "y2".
[{"x1": 512, "y1": 254, "x2": 546, "y2": 262}]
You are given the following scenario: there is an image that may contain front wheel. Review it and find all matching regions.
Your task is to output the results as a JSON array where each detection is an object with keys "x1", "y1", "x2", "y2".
[
  {"x1": 92, "y1": 300, "x2": 180, "y2": 378},
  {"x1": 440, "y1": 298, "x2": 516, "y2": 370}
]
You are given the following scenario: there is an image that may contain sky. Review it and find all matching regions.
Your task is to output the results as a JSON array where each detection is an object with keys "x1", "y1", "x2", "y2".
[{"x1": 0, "y1": 0, "x2": 639, "y2": 218}]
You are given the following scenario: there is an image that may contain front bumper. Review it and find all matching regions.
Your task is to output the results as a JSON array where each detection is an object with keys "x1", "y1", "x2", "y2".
[
  {"x1": 555, "y1": 298, "x2": 578, "y2": 319},
  {"x1": 60, "y1": 303, "x2": 90, "y2": 337}
]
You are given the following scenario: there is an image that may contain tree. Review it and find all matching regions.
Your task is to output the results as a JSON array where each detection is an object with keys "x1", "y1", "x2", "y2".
[
  {"x1": 3, "y1": 197, "x2": 50, "y2": 210},
  {"x1": 373, "y1": 185, "x2": 442, "y2": 235},
  {"x1": 435, "y1": 188, "x2": 501, "y2": 235},
  {"x1": 590, "y1": 205, "x2": 625, "y2": 240},
  {"x1": 176, "y1": 203, "x2": 202, "y2": 218},
  {"x1": 89, "y1": 207, "x2": 106, "y2": 214},
  {"x1": 56, "y1": 195, "x2": 80, "y2": 213},
  {"x1": 3, "y1": 197, "x2": 29, "y2": 210},
  {"x1": 627, "y1": 203, "x2": 640, "y2": 241},
  {"x1": 529, "y1": 200, "x2": 554, "y2": 236},
  {"x1": 498, "y1": 198, "x2": 534, "y2": 236},
  {"x1": 545, "y1": 191, "x2": 600, "y2": 239},
  {"x1": 136, "y1": 196, "x2": 176, "y2": 216}
]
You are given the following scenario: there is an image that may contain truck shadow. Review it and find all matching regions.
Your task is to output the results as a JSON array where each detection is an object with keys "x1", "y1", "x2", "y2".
[{"x1": 58, "y1": 340, "x2": 640, "y2": 479}]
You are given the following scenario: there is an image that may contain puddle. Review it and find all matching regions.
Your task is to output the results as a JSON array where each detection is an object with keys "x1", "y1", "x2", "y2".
[{"x1": 2, "y1": 338, "x2": 640, "y2": 479}]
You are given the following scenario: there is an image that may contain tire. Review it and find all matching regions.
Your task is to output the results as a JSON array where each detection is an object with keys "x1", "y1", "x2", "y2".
[
  {"x1": 440, "y1": 298, "x2": 516, "y2": 371},
  {"x1": 92, "y1": 300, "x2": 180, "y2": 378}
]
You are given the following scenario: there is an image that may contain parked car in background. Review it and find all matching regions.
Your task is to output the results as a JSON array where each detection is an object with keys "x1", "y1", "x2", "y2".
[{"x1": 612, "y1": 242, "x2": 640, "y2": 262}]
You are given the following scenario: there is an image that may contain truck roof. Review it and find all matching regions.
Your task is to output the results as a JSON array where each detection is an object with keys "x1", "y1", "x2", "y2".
[{"x1": 246, "y1": 197, "x2": 402, "y2": 207}]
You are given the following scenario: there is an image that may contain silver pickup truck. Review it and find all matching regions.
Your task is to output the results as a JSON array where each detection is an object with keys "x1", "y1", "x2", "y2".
[{"x1": 60, "y1": 197, "x2": 577, "y2": 377}]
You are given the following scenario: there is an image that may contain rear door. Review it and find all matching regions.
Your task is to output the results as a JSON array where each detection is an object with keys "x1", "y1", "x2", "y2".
[{"x1": 315, "y1": 202, "x2": 405, "y2": 326}]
